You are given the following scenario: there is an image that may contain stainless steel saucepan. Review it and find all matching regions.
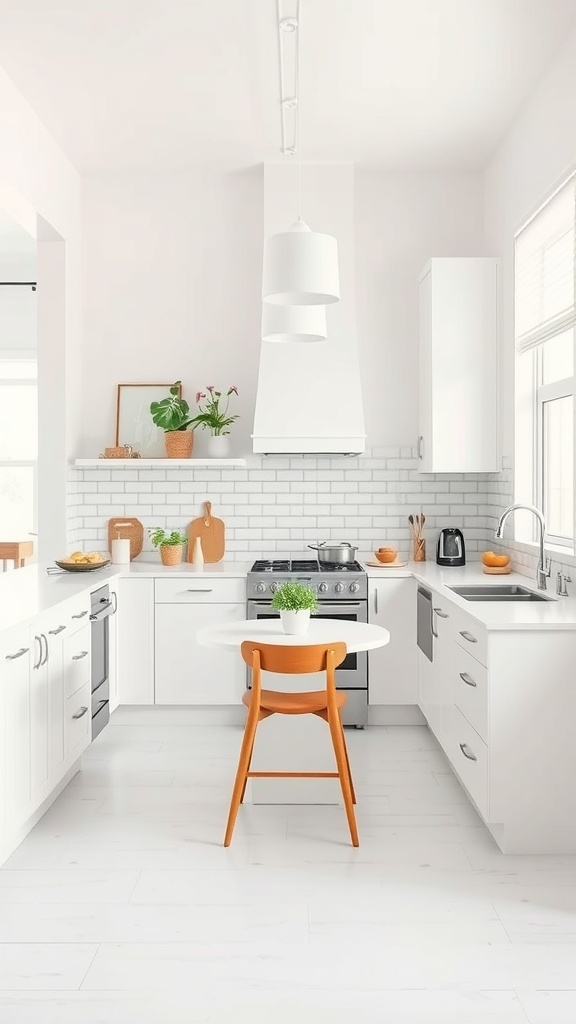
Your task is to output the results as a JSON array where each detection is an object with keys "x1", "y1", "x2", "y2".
[{"x1": 308, "y1": 541, "x2": 359, "y2": 565}]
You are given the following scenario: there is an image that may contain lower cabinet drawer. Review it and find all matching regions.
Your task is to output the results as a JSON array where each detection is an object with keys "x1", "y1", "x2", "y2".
[
  {"x1": 451, "y1": 642, "x2": 488, "y2": 742},
  {"x1": 155, "y1": 577, "x2": 245, "y2": 604},
  {"x1": 63, "y1": 627, "x2": 91, "y2": 699},
  {"x1": 443, "y1": 704, "x2": 488, "y2": 819},
  {"x1": 65, "y1": 682, "x2": 91, "y2": 760}
]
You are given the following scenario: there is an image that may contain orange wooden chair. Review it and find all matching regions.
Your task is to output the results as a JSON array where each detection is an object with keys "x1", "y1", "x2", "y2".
[{"x1": 224, "y1": 641, "x2": 358, "y2": 847}]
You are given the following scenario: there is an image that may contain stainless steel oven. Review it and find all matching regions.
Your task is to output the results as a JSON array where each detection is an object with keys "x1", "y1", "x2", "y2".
[
  {"x1": 90, "y1": 585, "x2": 116, "y2": 739},
  {"x1": 246, "y1": 598, "x2": 368, "y2": 727}
]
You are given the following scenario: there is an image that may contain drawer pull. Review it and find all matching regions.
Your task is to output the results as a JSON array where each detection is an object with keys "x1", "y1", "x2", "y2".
[
  {"x1": 48, "y1": 625, "x2": 66, "y2": 635},
  {"x1": 72, "y1": 706, "x2": 89, "y2": 720},
  {"x1": 459, "y1": 630, "x2": 478, "y2": 644},
  {"x1": 72, "y1": 610, "x2": 88, "y2": 619},
  {"x1": 72, "y1": 651, "x2": 89, "y2": 661},
  {"x1": 434, "y1": 607, "x2": 449, "y2": 618},
  {"x1": 459, "y1": 742, "x2": 477, "y2": 761},
  {"x1": 5, "y1": 647, "x2": 29, "y2": 661},
  {"x1": 459, "y1": 671, "x2": 477, "y2": 688},
  {"x1": 186, "y1": 588, "x2": 214, "y2": 593}
]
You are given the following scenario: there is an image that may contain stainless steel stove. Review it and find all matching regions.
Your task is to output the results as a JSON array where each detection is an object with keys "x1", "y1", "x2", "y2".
[{"x1": 246, "y1": 557, "x2": 368, "y2": 727}]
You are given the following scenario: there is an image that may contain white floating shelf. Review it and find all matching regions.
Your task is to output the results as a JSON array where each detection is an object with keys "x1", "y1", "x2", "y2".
[{"x1": 73, "y1": 458, "x2": 247, "y2": 468}]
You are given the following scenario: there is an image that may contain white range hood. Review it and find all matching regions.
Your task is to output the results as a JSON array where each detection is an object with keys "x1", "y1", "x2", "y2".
[{"x1": 252, "y1": 163, "x2": 366, "y2": 456}]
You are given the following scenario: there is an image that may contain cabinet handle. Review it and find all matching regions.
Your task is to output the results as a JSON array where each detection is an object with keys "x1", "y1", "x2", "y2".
[
  {"x1": 434, "y1": 607, "x2": 449, "y2": 618},
  {"x1": 431, "y1": 609, "x2": 438, "y2": 638},
  {"x1": 5, "y1": 647, "x2": 29, "y2": 661},
  {"x1": 374, "y1": 588, "x2": 378, "y2": 615},
  {"x1": 40, "y1": 633, "x2": 49, "y2": 666},
  {"x1": 459, "y1": 630, "x2": 478, "y2": 644},
  {"x1": 111, "y1": 591, "x2": 118, "y2": 615},
  {"x1": 186, "y1": 588, "x2": 214, "y2": 593},
  {"x1": 72, "y1": 650, "x2": 89, "y2": 661},
  {"x1": 48, "y1": 625, "x2": 66, "y2": 635},
  {"x1": 459, "y1": 671, "x2": 477, "y2": 688},
  {"x1": 459, "y1": 742, "x2": 477, "y2": 762},
  {"x1": 72, "y1": 706, "x2": 88, "y2": 719},
  {"x1": 72, "y1": 610, "x2": 88, "y2": 619},
  {"x1": 417, "y1": 435, "x2": 424, "y2": 460},
  {"x1": 33, "y1": 635, "x2": 42, "y2": 670}
]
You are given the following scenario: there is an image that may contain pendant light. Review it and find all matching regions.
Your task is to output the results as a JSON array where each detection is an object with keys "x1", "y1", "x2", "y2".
[
  {"x1": 261, "y1": 0, "x2": 340, "y2": 310},
  {"x1": 261, "y1": 300, "x2": 327, "y2": 343}
]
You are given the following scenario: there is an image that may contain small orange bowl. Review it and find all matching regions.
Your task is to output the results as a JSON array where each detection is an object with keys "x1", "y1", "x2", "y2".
[{"x1": 375, "y1": 548, "x2": 397, "y2": 563}]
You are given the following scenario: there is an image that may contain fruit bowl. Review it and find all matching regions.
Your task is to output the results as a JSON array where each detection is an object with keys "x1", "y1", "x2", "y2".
[
  {"x1": 481, "y1": 551, "x2": 510, "y2": 568},
  {"x1": 55, "y1": 551, "x2": 110, "y2": 572}
]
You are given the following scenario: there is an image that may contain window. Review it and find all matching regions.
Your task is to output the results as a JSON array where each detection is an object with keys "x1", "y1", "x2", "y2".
[
  {"x1": 515, "y1": 174, "x2": 576, "y2": 551},
  {"x1": 0, "y1": 354, "x2": 37, "y2": 538}
]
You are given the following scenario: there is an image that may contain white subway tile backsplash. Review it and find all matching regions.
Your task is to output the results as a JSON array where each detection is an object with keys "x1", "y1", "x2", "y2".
[{"x1": 67, "y1": 446, "x2": 495, "y2": 557}]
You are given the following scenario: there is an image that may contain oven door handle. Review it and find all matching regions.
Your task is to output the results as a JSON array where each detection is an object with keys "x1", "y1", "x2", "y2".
[
  {"x1": 247, "y1": 601, "x2": 366, "y2": 615},
  {"x1": 90, "y1": 600, "x2": 114, "y2": 622}
]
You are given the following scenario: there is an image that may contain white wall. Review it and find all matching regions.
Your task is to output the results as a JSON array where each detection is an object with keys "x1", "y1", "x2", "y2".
[
  {"x1": 0, "y1": 61, "x2": 82, "y2": 557},
  {"x1": 81, "y1": 168, "x2": 262, "y2": 458},
  {"x1": 355, "y1": 169, "x2": 486, "y2": 447},
  {"x1": 484, "y1": 22, "x2": 576, "y2": 573},
  {"x1": 81, "y1": 167, "x2": 485, "y2": 457}
]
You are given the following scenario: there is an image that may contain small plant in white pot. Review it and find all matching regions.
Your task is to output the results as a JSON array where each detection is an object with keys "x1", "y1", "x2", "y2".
[{"x1": 271, "y1": 581, "x2": 317, "y2": 635}]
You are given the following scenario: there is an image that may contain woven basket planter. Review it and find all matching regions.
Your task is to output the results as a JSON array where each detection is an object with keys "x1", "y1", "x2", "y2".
[
  {"x1": 164, "y1": 430, "x2": 193, "y2": 459},
  {"x1": 160, "y1": 544, "x2": 183, "y2": 566}
]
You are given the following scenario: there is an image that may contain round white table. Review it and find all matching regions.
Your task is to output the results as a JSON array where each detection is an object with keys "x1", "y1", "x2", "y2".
[
  {"x1": 197, "y1": 617, "x2": 390, "y2": 653},
  {"x1": 197, "y1": 618, "x2": 390, "y2": 805}
]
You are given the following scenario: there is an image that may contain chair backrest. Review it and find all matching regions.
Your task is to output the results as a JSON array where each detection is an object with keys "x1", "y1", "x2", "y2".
[{"x1": 241, "y1": 641, "x2": 347, "y2": 703}]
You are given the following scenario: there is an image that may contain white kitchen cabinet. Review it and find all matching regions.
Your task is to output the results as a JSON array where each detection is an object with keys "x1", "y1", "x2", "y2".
[
  {"x1": 155, "y1": 602, "x2": 246, "y2": 705},
  {"x1": 108, "y1": 586, "x2": 119, "y2": 712},
  {"x1": 1, "y1": 625, "x2": 32, "y2": 829},
  {"x1": 368, "y1": 578, "x2": 417, "y2": 704},
  {"x1": 417, "y1": 257, "x2": 500, "y2": 473},
  {"x1": 117, "y1": 577, "x2": 154, "y2": 704},
  {"x1": 29, "y1": 628, "x2": 50, "y2": 804}
]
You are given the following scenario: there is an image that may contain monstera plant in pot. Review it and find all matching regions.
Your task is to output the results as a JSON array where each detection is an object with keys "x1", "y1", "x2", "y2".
[
  {"x1": 150, "y1": 382, "x2": 194, "y2": 458},
  {"x1": 271, "y1": 581, "x2": 317, "y2": 636}
]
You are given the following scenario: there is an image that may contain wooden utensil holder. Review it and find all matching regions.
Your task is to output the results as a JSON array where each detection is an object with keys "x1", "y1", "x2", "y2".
[{"x1": 413, "y1": 538, "x2": 426, "y2": 562}]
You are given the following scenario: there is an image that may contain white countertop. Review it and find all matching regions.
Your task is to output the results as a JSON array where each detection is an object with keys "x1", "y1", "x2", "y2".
[
  {"x1": 2, "y1": 556, "x2": 576, "y2": 635},
  {"x1": 362, "y1": 559, "x2": 576, "y2": 631}
]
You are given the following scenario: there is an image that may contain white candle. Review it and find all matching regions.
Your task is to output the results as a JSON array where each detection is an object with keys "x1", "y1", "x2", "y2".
[{"x1": 111, "y1": 537, "x2": 131, "y2": 564}]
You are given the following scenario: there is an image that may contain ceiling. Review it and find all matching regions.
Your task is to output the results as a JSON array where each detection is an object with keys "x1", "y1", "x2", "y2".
[{"x1": 0, "y1": 0, "x2": 574, "y2": 173}]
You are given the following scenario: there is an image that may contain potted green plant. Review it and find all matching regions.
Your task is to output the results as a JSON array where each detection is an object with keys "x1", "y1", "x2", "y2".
[
  {"x1": 149, "y1": 528, "x2": 187, "y2": 566},
  {"x1": 271, "y1": 581, "x2": 317, "y2": 635},
  {"x1": 190, "y1": 385, "x2": 239, "y2": 457},
  {"x1": 150, "y1": 382, "x2": 194, "y2": 459}
]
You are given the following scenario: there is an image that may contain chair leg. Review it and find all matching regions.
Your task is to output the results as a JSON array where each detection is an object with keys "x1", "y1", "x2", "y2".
[
  {"x1": 224, "y1": 711, "x2": 260, "y2": 847},
  {"x1": 239, "y1": 732, "x2": 257, "y2": 804},
  {"x1": 328, "y1": 711, "x2": 359, "y2": 847},
  {"x1": 338, "y1": 715, "x2": 356, "y2": 804}
]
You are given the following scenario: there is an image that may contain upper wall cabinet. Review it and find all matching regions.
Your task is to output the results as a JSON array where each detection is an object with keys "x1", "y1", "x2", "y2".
[{"x1": 417, "y1": 258, "x2": 500, "y2": 474}]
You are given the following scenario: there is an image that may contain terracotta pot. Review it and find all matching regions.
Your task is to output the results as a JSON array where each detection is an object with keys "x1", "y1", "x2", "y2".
[
  {"x1": 164, "y1": 430, "x2": 193, "y2": 459},
  {"x1": 160, "y1": 544, "x2": 183, "y2": 566}
]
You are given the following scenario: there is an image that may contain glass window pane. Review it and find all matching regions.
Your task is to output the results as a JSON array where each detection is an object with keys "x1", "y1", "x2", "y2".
[
  {"x1": 0, "y1": 384, "x2": 37, "y2": 459},
  {"x1": 0, "y1": 359, "x2": 37, "y2": 380},
  {"x1": 0, "y1": 466, "x2": 35, "y2": 536},
  {"x1": 542, "y1": 329, "x2": 574, "y2": 385},
  {"x1": 543, "y1": 395, "x2": 573, "y2": 539}
]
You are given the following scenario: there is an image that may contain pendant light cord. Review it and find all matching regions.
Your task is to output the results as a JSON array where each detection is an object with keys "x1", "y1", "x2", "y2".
[{"x1": 296, "y1": 0, "x2": 301, "y2": 221}]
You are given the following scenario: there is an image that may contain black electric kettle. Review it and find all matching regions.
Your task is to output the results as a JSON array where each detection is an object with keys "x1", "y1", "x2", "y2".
[{"x1": 436, "y1": 528, "x2": 465, "y2": 566}]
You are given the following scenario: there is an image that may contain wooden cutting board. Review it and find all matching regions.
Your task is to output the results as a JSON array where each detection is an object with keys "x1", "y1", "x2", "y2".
[
  {"x1": 188, "y1": 501, "x2": 225, "y2": 563},
  {"x1": 107, "y1": 517, "x2": 144, "y2": 561}
]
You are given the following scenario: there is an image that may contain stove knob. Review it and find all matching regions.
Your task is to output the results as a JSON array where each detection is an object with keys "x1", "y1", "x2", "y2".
[
  {"x1": 334, "y1": 582, "x2": 345, "y2": 594},
  {"x1": 270, "y1": 582, "x2": 279, "y2": 594},
  {"x1": 349, "y1": 582, "x2": 360, "y2": 594},
  {"x1": 318, "y1": 582, "x2": 328, "y2": 594},
  {"x1": 255, "y1": 582, "x2": 266, "y2": 594}
]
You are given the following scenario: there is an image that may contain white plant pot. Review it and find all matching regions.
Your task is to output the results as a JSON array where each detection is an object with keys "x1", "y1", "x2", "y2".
[
  {"x1": 280, "y1": 609, "x2": 311, "y2": 635},
  {"x1": 206, "y1": 434, "x2": 230, "y2": 458}
]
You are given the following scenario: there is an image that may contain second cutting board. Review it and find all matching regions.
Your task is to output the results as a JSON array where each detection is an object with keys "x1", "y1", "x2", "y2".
[{"x1": 187, "y1": 501, "x2": 225, "y2": 563}]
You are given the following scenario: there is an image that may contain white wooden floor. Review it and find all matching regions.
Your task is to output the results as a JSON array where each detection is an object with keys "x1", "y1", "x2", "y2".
[{"x1": 0, "y1": 721, "x2": 576, "y2": 1022}]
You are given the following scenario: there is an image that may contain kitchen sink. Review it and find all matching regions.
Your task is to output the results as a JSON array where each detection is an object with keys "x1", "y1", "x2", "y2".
[{"x1": 447, "y1": 584, "x2": 553, "y2": 602}]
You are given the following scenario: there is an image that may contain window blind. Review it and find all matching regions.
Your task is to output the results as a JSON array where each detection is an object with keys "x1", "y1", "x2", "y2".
[{"x1": 515, "y1": 174, "x2": 576, "y2": 354}]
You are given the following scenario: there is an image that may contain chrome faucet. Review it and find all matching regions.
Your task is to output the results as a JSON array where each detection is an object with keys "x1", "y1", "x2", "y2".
[{"x1": 494, "y1": 503, "x2": 551, "y2": 591}]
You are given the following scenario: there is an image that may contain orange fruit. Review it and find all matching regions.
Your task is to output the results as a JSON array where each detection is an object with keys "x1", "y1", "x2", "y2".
[{"x1": 482, "y1": 551, "x2": 510, "y2": 567}]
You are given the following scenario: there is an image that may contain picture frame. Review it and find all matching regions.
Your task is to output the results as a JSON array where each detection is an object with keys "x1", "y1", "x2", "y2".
[{"x1": 115, "y1": 382, "x2": 183, "y2": 458}]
